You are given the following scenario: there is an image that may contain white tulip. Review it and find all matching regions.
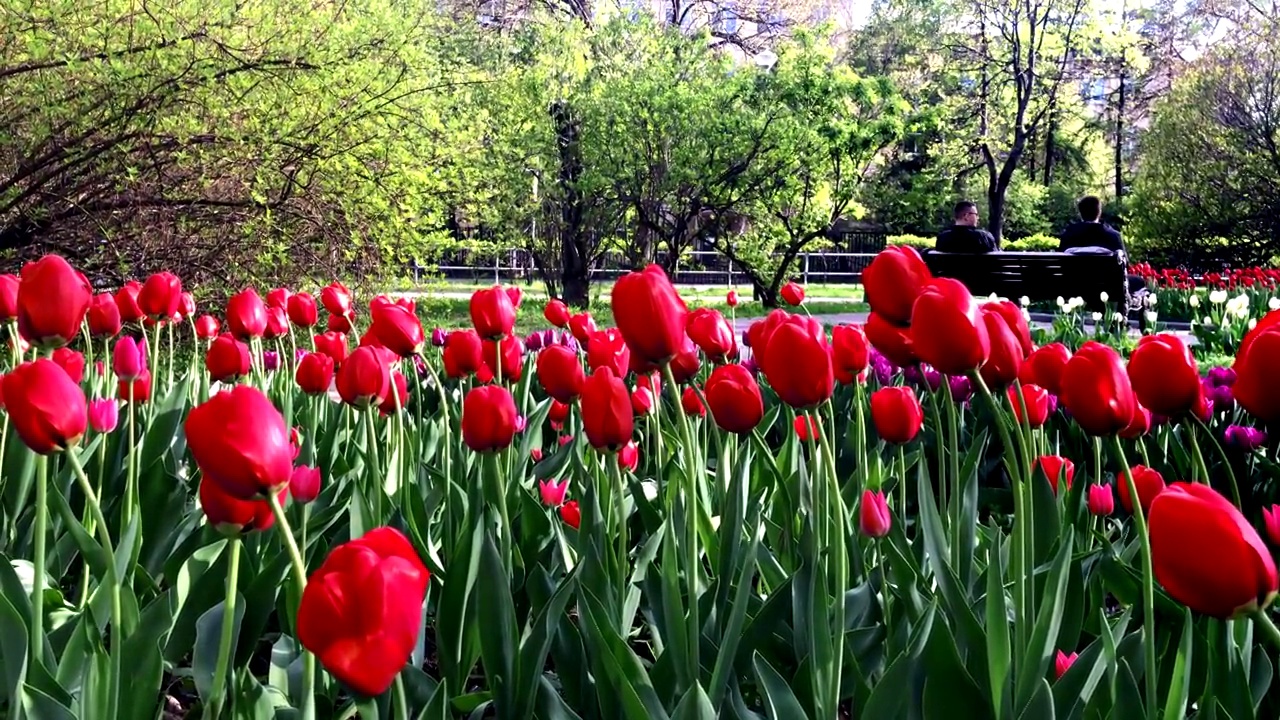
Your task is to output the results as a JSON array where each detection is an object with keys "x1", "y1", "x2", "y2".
[
  {"x1": 1020, "y1": 296, "x2": 1030, "y2": 307},
  {"x1": 1091, "y1": 312, "x2": 1103, "y2": 322},
  {"x1": 1189, "y1": 295, "x2": 1200, "y2": 308},
  {"x1": 1203, "y1": 316, "x2": 1213, "y2": 326},
  {"x1": 1144, "y1": 311, "x2": 1158, "y2": 323},
  {"x1": 1249, "y1": 318, "x2": 1258, "y2": 330},
  {"x1": 1113, "y1": 312, "x2": 1126, "y2": 324},
  {"x1": 1099, "y1": 291, "x2": 1109, "y2": 303},
  {"x1": 1270, "y1": 297, "x2": 1280, "y2": 311},
  {"x1": 1055, "y1": 296, "x2": 1065, "y2": 307},
  {"x1": 1209, "y1": 289, "x2": 1228, "y2": 304},
  {"x1": 1145, "y1": 294, "x2": 1158, "y2": 308}
]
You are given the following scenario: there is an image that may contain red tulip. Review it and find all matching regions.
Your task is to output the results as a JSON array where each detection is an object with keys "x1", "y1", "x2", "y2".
[
  {"x1": 138, "y1": 272, "x2": 182, "y2": 321},
  {"x1": 462, "y1": 384, "x2": 518, "y2": 452},
  {"x1": 505, "y1": 286, "x2": 523, "y2": 308},
  {"x1": 984, "y1": 300, "x2": 1033, "y2": 356},
  {"x1": 470, "y1": 286, "x2": 516, "y2": 340},
  {"x1": 179, "y1": 292, "x2": 196, "y2": 321},
  {"x1": 320, "y1": 282, "x2": 353, "y2": 318},
  {"x1": 631, "y1": 387, "x2": 655, "y2": 416},
  {"x1": 705, "y1": 363, "x2": 764, "y2": 434},
  {"x1": 548, "y1": 399, "x2": 570, "y2": 427},
  {"x1": 206, "y1": 333, "x2": 252, "y2": 383},
  {"x1": 980, "y1": 305, "x2": 1025, "y2": 388},
  {"x1": 296, "y1": 352, "x2": 335, "y2": 395},
  {"x1": 265, "y1": 307, "x2": 289, "y2": 340},
  {"x1": 560, "y1": 501, "x2": 581, "y2": 529},
  {"x1": 266, "y1": 288, "x2": 291, "y2": 309},
  {"x1": 831, "y1": 324, "x2": 869, "y2": 385},
  {"x1": 686, "y1": 308, "x2": 737, "y2": 361},
  {"x1": 859, "y1": 490, "x2": 891, "y2": 538},
  {"x1": 870, "y1": 386, "x2": 923, "y2": 444},
  {"x1": 112, "y1": 337, "x2": 147, "y2": 381},
  {"x1": 569, "y1": 313, "x2": 597, "y2": 344},
  {"x1": 1119, "y1": 402, "x2": 1152, "y2": 440},
  {"x1": 0, "y1": 359, "x2": 88, "y2": 454},
  {"x1": 1117, "y1": 465, "x2": 1166, "y2": 514},
  {"x1": 52, "y1": 347, "x2": 85, "y2": 384},
  {"x1": 290, "y1": 466, "x2": 321, "y2": 504},
  {"x1": 745, "y1": 310, "x2": 788, "y2": 357},
  {"x1": 17, "y1": 255, "x2": 92, "y2": 348},
  {"x1": 1233, "y1": 317, "x2": 1280, "y2": 423},
  {"x1": 327, "y1": 313, "x2": 352, "y2": 334},
  {"x1": 726, "y1": 290, "x2": 739, "y2": 307},
  {"x1": 195, "y1": 315, "x2": 220, "y2": 339},
  {"x1": 379, "y1": 371, "x2": 409, "y2": 415},
  {"x1": 681, "y1": 386, "x2": 705, "y2": 417},
  {"x1": 1264, "y1": 505, "x2": 1280, "y2": 547},
  {"x1": 200, "y1": 478, "x2": 282, "y2": 534},
  {"x1": 0, "y1": 274, "x2": 17, "y2": 321},
  {"x1": 1055, "y1": 651, "x2": 1078, "y2": 680},
  {"x1": 910, "y1": 279, "x2": 989, "y2": 376},
  {"x1": 760, "y1": 314, "x2": 832, "y2": 409},
  {"x1": 1019, "y1": 343, "x2": 1072, "y2": 396},
  {"x1": 794, "y1": 416, "x2": 819, "y2": 441},
  {"x1": 118, "y1": 371, "x2": 151, "y2": 403},
  {"x1": 314, "y1": 331, "x2": 348, "y2": 366},
  {"x1": 586, "y1": 328, "x2": 631, "y2": 378},
  {"x1": 336, "y1": 347, "x2": 391, "y2": 408},
  {"x1": 1036, "y1": 455, "x2": 1074, "y2": 494},
  {"x1": 1060, "y1": 341, "x2": 1136, "y2": 436},
  {"x1": 544, "y1": 299, "x2": 571, "y2": 328},
  {"x1": 115, "y1": 281, "x2": 144, "y2": 323},
  {"x1": 88, "y1": 399, "x2": 118, "y2": 433},
  {"x1": 1149, "y1": 483, "x2": 1278, "y2": 618},
  {"x1": 1128, "y1": 334, "x2": 1202, "y2": 417},
  {"x1": 442, "y1": 329, "x2": 483, "y2": 379},
  {"x1": 1088, "y1": 484, "x2": 1114, "y2": 516},
  {"x1": 581, "y1": 366, "x2": 634, "y2": 450},
  {"x1": 668, "y1": 341, "x2": 702, "y2": 384},
  {"x1": 611, "y1": 265, "x2": 689, "y2": 365},
  {"x1": 863, "y1": 246, "x2": 931, "y2": 326},
  {"x1": 371, "y1": 303, "x2": 425, "y2": 357},
  {"x1": 88, "y1": 293, "x2": 122, "y2": 338},
  {"x1": 537, "y1": 345, "x2": 585, "y2": 403},
  {"x1": 185, "y1": 385, "x2": 293, "y2": 499},
  {"x1": 780, "y1": 281, "x2": 805, "y2": 306},
  {"x1": 1008, "y1": 383, "x2": 1050, "y2": 428},
  {"x1": 865, "y1": 311, "x2": 917, "y2": 368},
  {"x1": 226, "y1": 288, "x2": 268, "y2": 341},
  {"x1": 297, "y1": 527, "x2": 430, "y2": 696},
  {"x1": 482, "y1": 335, "x2": 523, "y2": 383},
  {"x1": 619, "y1": 440, "x2": 639, "y2": 471},
  {"x1": 287, "y1": 293, "x2": 319, "y2": 328}
]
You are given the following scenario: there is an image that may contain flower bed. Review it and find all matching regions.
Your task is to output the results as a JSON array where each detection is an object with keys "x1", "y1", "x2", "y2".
[{"x1": 0, "y1": 250, "x2": 1279, "y2": 719}]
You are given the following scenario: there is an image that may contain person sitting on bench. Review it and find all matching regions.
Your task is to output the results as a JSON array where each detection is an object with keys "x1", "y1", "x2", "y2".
[
  {"x1": 936, "y1": 201, "x2": 999, "y2": 254},
  {"x1": 1058, "y1": 195, "x2": 1146, "y2": 297}
]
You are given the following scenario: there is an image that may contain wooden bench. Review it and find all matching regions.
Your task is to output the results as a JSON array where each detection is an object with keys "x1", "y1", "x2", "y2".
[{"x1": 921, "y1": 250, "x2": 1147, "y2": 319}]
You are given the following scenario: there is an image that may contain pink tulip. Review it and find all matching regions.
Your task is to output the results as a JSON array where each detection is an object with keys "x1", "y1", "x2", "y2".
[
  {"x1": 539, "y1": 478, "x2": 570, "y2": 507},
  {"x1": 290, "y1": 465, "x2": 322, "y2": 504},
  {"x1": 1054, "y1": 650, "x2": 1078, "y2": 680},
  {"x1": 1264, "y1": 505, "x2": 1280, "y2": 547},
  {"x1": 112, "y1": 337, "x2": 146, "y2": 381},
  {"x1": 88, "y1": 399, "x2": 119, "y2": 433},
  {"x1": 858, "y1": 490, "x2": 891, "y2": 538},
  {"x1": 1088, "y1": 485, "x2": 1115, "y2": 516}
]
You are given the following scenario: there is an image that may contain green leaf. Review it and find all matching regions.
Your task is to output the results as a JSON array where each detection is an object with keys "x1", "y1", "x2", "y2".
[
  {"x1": 671, "y1": 683, "x2": 716, "y2": 720},
  {"x1": 193, "y1": 593, "x2": 246, "y2": 706},
  {"x1": 984, "y1": 529, "x2": 1012, "y2": 718},
  {"x1": 476, "y1": 531, "x2": 518, "y2": 715},
  {"x1": 922, "y1": 614, "x2": 990, "y2": 720},
  {"x1": 1014, "y1": 530, "x2": 1074, "y2": 713},
  {"x1": 1162, "y1": 607, "x2": 1193, "y2": 720},
  {"x1": 752, "y1": 652, "x2": 809, "y2": 720},
  {"x1": 578, "y1": 587, "x2": 670, "y2": 720},
  {"x1": 1015, "y1": 678, "x2": 1055, "y2": 720},
  {"x1": 513, "y1": 567, "x2": 579, "y2": 720}
]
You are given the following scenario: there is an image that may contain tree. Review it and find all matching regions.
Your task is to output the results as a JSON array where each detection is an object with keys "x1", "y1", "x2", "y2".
[
  {"x1": 0, "y1": 0, "x2": 476, "y2": 290},
  {"x1": 1128, "y1": 6, "x2": 1280, "y2": 267}
]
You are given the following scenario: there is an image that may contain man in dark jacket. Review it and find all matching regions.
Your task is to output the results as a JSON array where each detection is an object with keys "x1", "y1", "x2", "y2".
[
  {"x1": 1059, "y1": 196, "x2": 1125, "y2": 253},
  {"x1": 936, "y1": 201, "x2": 999, "y2": 254}
]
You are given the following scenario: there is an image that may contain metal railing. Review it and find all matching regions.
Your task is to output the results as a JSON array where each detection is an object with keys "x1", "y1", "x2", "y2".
[{"x1": 414, "y1": 248, "x2": 886, "y2": 286}]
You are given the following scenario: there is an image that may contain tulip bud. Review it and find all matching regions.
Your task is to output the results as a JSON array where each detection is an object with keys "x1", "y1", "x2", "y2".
[
  {"x1": 858, "y1": 490, "x2": 891, "y2": 538},
  {"x1": 681, "y1": 386, "x2": 706, "y2": 417},
  {"x1": 226, "y1": 288, "x2": 269, "y2": 340},
  {"x1": 1263, "y1": 505, "x2": 1280, "y2": 547},
  {"x1": 870, "y1": 386, "x2": 924, "y2": 444},
  {"x1": 88, "y1": 399, "x2": 119, "y2": 433},
  {"x1": 200, "y1": 478, "x2": 281, "y2": 535},
  {"x1": 52, "y1": 347, "x2": 86, "y2": 384},
  {"x1": 462, "y1": 385, "x2": 518, "y2": 452},
  {"x1": 780, "y1": 281, "x2": 805, "y2": 306},
  {"x1": 1087, "y1": 484, "x2": 1115, "y2": 516},
  {"x1": 1009, "y1": 384, "x2": 1051, "y2": 428},
  {"x1": 537, "y1": 345, "x2": 585, "y2": 404},
  {"x1": 863, "y1": 246, "x2": 931, "y2": 326},
  {"x1": 1054, "y1": 651, "x2": 1078, "y2": 680},
  {"x1": 431, "y1": 327, "x2": 447, "y2": 347},
  {"x1": 1035, "y1": 455, "x2": 1074, "y2": 495},
  {"x1": 138, "y1": 272, "x2": 183, "y2": 321},
  {"x1": 831, "y1": 324, "x2": 869, "y2": 385},
  {"x1": 560, "y1": 500, "x2": 581, "y2": 529},
  {"x1": 320, "y1": 282, "x2": 353, "y2": 318},
  {"x1": 619, "y1": 441, "x2": 640, "y2": 471},
  {"x1": 114, "y1": 281, "x2": 144, "y2": 323},
  {"x1": 17, "y1": 255, "x2": 92, "y2": 348},
  {"x1": 794, "y1": 415, "x2": 819, "y2": 441},
  {"x1": 0, "y1": 360, "x2": 88, "y2": 454},
  {"x1": 726, "y1": 290, "x2": 739, "y2": 307},
  {"x1": 88, "y1": 293, "x2": 122, "y2": 338},
  {"x1": 470, "y1": 286, "x2": 516, "y2": 340},
  {"x1": 544, "y1": 299, "x2": 571, "y2": 328},
  {"x1": 290, "y1": 465, "x2": 322, "y2": 504},
  {"x1": 112, "y1": 336, "x2": 147, "y2": 381},
  {"x1": 1225, "y1": 424, "x2": 1268, "y2": 451},
  {"x1": 195, "y1": 315, "x2": 220, "y2": 340},
  {"x1": 185, "y1": 386, "x2": 293, "y2": 499},
  {"x1": 0, "y1": 274, "x2": 17, "y2": 321},
  {"x1": 611, "y1": 265, "x2": 688, "y2": 365},
  {"x1": 704, "y1": 364, "x2": 763, "y2": 434},
  {"x1": 1117, "y1": 465, "x2": 1166, "y2": 514},
  {"x1": 206, "y1": 333, "x2": 252, "y2": 384},
  {"x1": 569, "y1": 313, "x2": 597, "y2": 344},
  {"x1": 336, "y1": 347, "x2": 391, "y2": 408}
]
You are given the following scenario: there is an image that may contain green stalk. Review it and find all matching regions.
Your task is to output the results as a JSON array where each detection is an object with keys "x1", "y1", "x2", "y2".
[
  {"x1": 607, "y1": 452, "x2": 628, "y2": 619},
  {"x1": 126, "y1": 385, "x2": 137, "y2": 527},
  {"x1": 1109, "y1": 436, "x2": 1157, "y2": 720},
  {"x1": 393, "y1": 674, "x2": 410, "y2": 720},
  {"x1": 1252, "y1": 610, "x2": 1280, "y2": 653},
  {"x1": 267, "y1": 493, "x2": 317, "y2": 720},
  {"x1": 207, "y1": 536, "x2": 242, "y2": 719},
  {"x1": 815, "y1": 409, "x2": 847, "y2": 720},
  {"x1": 1192, "y1": 415, "x2": 1241, "y2": 507},
  {"x1": 416, "y1": 351, "x2": 452, "y2": 485},
  {"x1": 66, "y1": 450, "x2": 124, "y2": 720},
  {"x1": 662, "y1": 363, "x2": 702, "y2": 687},
  {"x1": 31, "y1": 455, "x2": 48, "y2": 669},
  {"x1": 484, "y1": 452, "x2": 513, "y2": 573}
]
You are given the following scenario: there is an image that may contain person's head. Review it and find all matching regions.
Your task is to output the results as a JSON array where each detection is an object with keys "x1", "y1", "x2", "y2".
[
  {"x1": 1077, "y1": 196, "x2": 1103, "y2": 222},
  {"x1": 953, "y1": 201, "x2": 979, "y2": 227}
]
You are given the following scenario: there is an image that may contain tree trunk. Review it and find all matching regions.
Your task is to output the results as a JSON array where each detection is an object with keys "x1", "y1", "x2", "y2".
[
  {"x1": 551, "y1": 100, "x2": 590, "y2": 309},
  {"x1": 1115, "y1": 69, "x2": 1126, "y2": 201},
  {"x1": 987, "y1": 179, "x2": 1007, "y2": 244},
  {"x1": 1042, "y1": 102, "x2": 1057, "y2": 186}
]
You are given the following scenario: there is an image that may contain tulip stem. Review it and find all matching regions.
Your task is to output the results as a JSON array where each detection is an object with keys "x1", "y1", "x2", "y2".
[
  {"x1": 208, "y1": 536, "x2": 241, "y2": 719},
  {"x1": 607, "y1": 453, "x2": 628, "y2": 617},
  {"x1": 31, "y1": 455, "x2": 47, "y2": 670},
  {"x1": 65, "y1": 449, "x2": 124, "y2": 720},
  {"x1": 1192, "y1": 416, "x2": 1242, "y2": 508},
  {"x1": 1251, "y1": 611, "x2": 1280, "y2": 653},
  {"x1": 267, "y1": 492, "x2": 317, "y2": 720},
  {"x1": 393, "y1": 674, "x2": 410, "y2": 720},
  {"x1": 416, "y1": 351, "x2": 452, "y2": 486},
  {"x1": 1109, "y1": 436, "x2": 1157, "y2": 720},
  {"x1": 815, "y1": 409, "x2": 848, "y2": 720}
]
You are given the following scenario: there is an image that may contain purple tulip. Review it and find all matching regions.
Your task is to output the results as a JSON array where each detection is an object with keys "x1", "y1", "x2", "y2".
[
  {"x1": 431, "y1": 327, "x2": 447, "y2": 347},
  {"x1": 872, "y1": 356, "x2": 895, "y2": 387},
  {"x1": 1045, "y1": 393, "x2": 1059, "y2": 415},
  {"x1": 525, "y1": 331, "x2": 544, "y2": 351},
  {"x1": 742, "y1": 357, "x2": 760, "y2": 376},
  {"x1": 1225, "y1": 425, "x2": 1267, "y2": 451},
  {"x1": 294, "y1": 348, "x2": 308, "y2": 363},
  {"x1": 413, "y1": 355, "x2": 428, "y2": 377},
  {"x1": 947, "y1": 375, "x2": 973, "y2": 403},
  {"x1": 921, "y1": 365, "x2": 942, "y2": 392},
  {"x1": 263, "y1": 350, "x2": 279, "y2": 372},
  {"x1": 1207, "y1": 366, "x2": 1236, "y2": 387},
  {"x1": 1209, "y1": 384, "x2": 1235, "y2": 412},
  {"x1": 741, "y1": 329, "x2": 752, "y2": 348}
]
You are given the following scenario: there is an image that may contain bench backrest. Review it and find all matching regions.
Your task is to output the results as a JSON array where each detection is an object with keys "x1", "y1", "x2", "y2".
[{"x1": 922, "y1": 251, "x2": 1127, "y2": 309}]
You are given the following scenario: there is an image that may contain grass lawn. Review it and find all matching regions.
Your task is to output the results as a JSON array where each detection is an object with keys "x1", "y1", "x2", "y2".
[{"x1": 394, "y1": 277, "x2": 865, "y2": 303}]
